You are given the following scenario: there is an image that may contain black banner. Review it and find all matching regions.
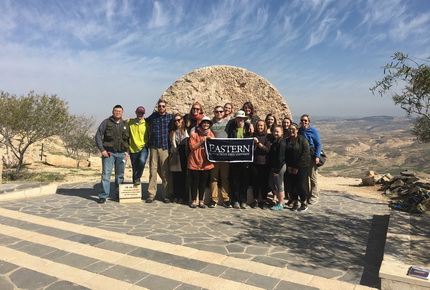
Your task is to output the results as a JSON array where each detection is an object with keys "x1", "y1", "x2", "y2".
[{"x1": 205, "y1": 138, "x2": 254, "y2": 162}]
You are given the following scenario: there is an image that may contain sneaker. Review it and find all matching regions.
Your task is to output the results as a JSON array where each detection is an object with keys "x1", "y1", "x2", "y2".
[
  {"x1": 233, "y1": 202, "x2": 240, "y2": 209},
  {"x1": 283, "y1": 200, "x2": 293, "y2": 209},
  {"x1": 290, "y1": 204, "x2": 299, "y2": 211},
  {"x1": 145, "y1": 199, "x2": 153, "y2": 203},
  {"x1": 163, "y1": 198, "x2": 170, "y2": 203},
  {"x1": 308, "y1": 199, "x2": 318, "y2": 205},
  {"x1": 259, "y1": 201, "x2": 268, "y2": 210},
  {"x1": 270, "y1": 204, "x2": 283, "y2": 211},
  {"x1": 250, "y1": 201, "x2": 258, "y2": 209},
  {"x1": 97, "y1": 198, "x2": 106, "y2": 204},
  {"x1": 223, "y1": 201, "x2": 232, "y2": 208},
  {"x1": 240, "y1": 202, "x2": 247, "y2": 209},
  {"x1": 189, "y1": 203, "x2": 197, "y2": 208},
  {"x1": 209, "y1": 200, "x2": 217, "y2": 208},
  {"x1": 198, "y1": 203, "x2": 207, "y2": 209},
  {"x1": 178, "y1": 198, "x2": 184, "y2": 204},
  {"x1": 133, "y1": 179, "x2": 141, "y2": 186},
  {"x1": 298, "y1": 204, "x2": 308, "y2": 212}
]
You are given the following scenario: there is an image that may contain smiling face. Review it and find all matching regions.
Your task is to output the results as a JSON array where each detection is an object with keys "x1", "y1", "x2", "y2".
[
  {"x1": 273, "y1": 127, "x2": 283, "y2": 139},
  {"x1": 289, "y1": 125, "x2": 298, "y2": 137},
  {"x1": 191, "y1": 104, "x2": 201, "y2": 116},
  {"x1": 112, "y1": 107, "x2": 123, "y2": 121},
  {"x1": 158, "y1": 102, "x2": 167, "y2": 114},
  {"x1": 266, "y1": 116, "x2": 275, "y2": 126},
  {"x1": 235, "y1": 117, "x2": 245, "y2": 127},
  {"x1": 300, "y1": 115, "x2": 310, "y2": 129},
  {"x1": 200, "y1": 121, "x2": 211, "y2": 130},
  {"x1": 173, "y1": 116, "x2": 182, "y2": 128},
  {"x1": 223, "y1": 104, "x2": 232, "y2": 116},
  {"x1": 243, "y1": 105, "x2": 252, "y2": 116},
  {"x1": 282, "y1": 118, "x2": 291, "y2": 129},
  {"x1": 256, "y1": 120, "x2": 265, "y2": 134}
]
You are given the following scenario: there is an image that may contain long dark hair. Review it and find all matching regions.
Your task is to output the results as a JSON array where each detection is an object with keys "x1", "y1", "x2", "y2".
[{"x1": 265, "y1": 113, "x2": 277, "y2": 133}]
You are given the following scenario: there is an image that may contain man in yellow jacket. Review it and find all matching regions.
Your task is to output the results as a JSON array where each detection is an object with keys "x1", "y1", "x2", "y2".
[{"x1": 127, "y1": 106, "x2": 150, "y2": 186}]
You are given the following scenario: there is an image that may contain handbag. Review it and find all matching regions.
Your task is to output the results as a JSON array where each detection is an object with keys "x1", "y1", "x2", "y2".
[{"x1": 317, "y1": 150, "x2": 327, "y2": 167}]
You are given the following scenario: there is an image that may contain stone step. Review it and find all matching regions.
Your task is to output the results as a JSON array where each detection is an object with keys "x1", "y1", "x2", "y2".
[{"x1": 0, "y1": 208, "x2": 372, "y2": 290}]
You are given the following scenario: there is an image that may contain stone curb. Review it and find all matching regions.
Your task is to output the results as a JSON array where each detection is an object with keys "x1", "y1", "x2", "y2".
[{"x1": 0, "y1": 182, "x2": 58, "y2": 201}]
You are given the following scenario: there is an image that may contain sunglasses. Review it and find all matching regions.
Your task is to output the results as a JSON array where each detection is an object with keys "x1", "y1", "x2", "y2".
[
  {"x1": 158, "y1": 105, "x2": 166, "y2": 108},
  {"x1": 214, "y1": 110, "x2": 224, "y2": 113},
  {"x1": 174, "y1": 119, "x2": 182, "y2": 122},
  {"x1": 300, "y1": 119, "x2": 308, "y2": 123}
]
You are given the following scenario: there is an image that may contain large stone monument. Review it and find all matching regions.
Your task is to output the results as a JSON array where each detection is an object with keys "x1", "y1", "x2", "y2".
[{"x1": 159, "y1": 65, "x2": 292, "y2": 120}]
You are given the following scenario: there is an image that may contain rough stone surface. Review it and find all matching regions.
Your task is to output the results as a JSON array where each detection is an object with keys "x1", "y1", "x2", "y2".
[
  {"x1": 45, "y1": 155, "x2": 78, "y2": 167},
  {"x1": 158, "y1": 65, "x2": 292, "y2": 120}
]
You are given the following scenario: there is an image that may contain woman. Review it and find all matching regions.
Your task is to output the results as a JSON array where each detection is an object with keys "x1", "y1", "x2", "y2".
[
  {"x1": 265, "y1": 114, "x2": 277, "y2": 135},
  {"x1": 169, "y1": 113, "x2": 189, "y2": 204},
  {"x1": 282, "y1": 117, "x2": 292, "y2": 137},
  {"x1": 285, "y1": 123, "x2": 310, "y2": 212},
  {"x1": 184, "y1": 102, "x2": 205, "y2": 133},
  {"x1": 298, "y1": 114, "x2": 322, "y2": 205},
  {"x1": 188, "y1": 116, "x2": 214, "y2": 208},
  {"x1": 267, "y1": 125, "x2": 287, "y2": 211},
  {"x1": 228, "y1": 110, "x2": 252, "y2": 209},
  {"x1": 250, "y1": 120, "x2": 272, "y2": 209},
  {"x1": 242, "y1": 101, "x2": 261, "y2": 127},
  {"x1": 223, "y1": 103, "x2": 233, "y2": 120}
]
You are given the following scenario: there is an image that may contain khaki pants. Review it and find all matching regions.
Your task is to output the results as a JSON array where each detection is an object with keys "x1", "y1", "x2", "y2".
[
  {"x1": 148, "y1": 147, "x2": 170, "y2": 200},
  {"x1": 210, "y1": 162, "x2": 230, "y2": 203},
  {"x1": 307, "y1": 161, "x2": 319, "y2": 200}
]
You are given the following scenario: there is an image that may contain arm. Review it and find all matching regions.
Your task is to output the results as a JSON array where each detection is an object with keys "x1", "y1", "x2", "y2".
[
  {"x1": 189, "y1": 134, "x2": 206, "y2": 151},
  {"x1": 95, "y1": 120, "x2": 109, "y2": 157}
]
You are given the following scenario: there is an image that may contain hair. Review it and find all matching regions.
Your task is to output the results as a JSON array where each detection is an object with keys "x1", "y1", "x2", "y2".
[
  {"x1": 265, "y1": 113, "x2": 277, "y2": 133},
  {"x1": 224, "y1": 102, "x2": 233, "y2": 109},
  {"x1": 254, "y1": 120, "x2": 267, "y2": 136},
  {"x1": 282, "y1": 117, "x2": 292, "y2": 135},
  {"x1": 170, "y1": 113, "x2": 185, "y2": 140},
  {"x1": 157, "y1": 99, "x2": 167, "y2": 105},
  {"x1": 300, "y1": 114, "x2": 311, "y2": 123},
  {"x1": 241, "y1": 101, "x2": 256, "y2": 119},
  {"x1": 113, "y1": 105, "x2": 123, "y2": 110},
  {"x1": 290, "y1": 122, "x2": 299, "y2": 129},
  {"x1": 213, "y1": 105, "x2": 223, "y2": 112},
  {"x1": 185, "y1": 102, "x2": 204, "y2": 128}
]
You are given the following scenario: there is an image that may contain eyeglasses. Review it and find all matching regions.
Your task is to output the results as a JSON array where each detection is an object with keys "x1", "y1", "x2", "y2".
[
  {"x1": 300, "y1": 119, "x2": 308, "y2": 123},
  {"x1": 174, "y1": 119, "x2": 182, "y2": 122},
  {"x1": 158, "y1": 105, "x2": 165, "y2": 108},
  {"x1": 214, "y1": 110, "x2": 224, "y2": 113}
]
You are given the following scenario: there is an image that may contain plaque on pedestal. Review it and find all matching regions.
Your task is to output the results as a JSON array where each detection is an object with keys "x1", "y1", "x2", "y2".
[{"x1": 119, "y1": 184, "x2": 142, "y2": 203}]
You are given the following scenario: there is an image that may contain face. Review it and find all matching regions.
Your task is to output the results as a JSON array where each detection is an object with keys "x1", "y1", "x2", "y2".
[
  {"x1": 174, "y1": 116, "x2": 182, "y2": 127},
  {"x1": 191, "y1": 105, "x2": 201, "y2": 116},
  {"x1": 112, "y1": 107, "x2": 123, "y2": 120},
  {"x1": 214, "y1": 108, "x2": 224, "y2": 118},
  {"x1": 158, "y1": 102, "x2": 167, "y2": 114},
  {"x1": 300, "y1": 116, "x2": 310, "y2": 129},
  {"x1": 289, "y1": 125, "x2": 298, "y2": 137},
  {"x1": 256, "y1": 121, "x2": 265, "y2": 134},
  {"x1": 243, "y1": 106, "x2": 252, "y2": 115},
  {"x1": 201, "y1": 121, "x2": 211, "y2": 130},
  {"x1": 273, "y1": 127, "x2": 283, "y2": 138},
  {"x1": 266, "y1": 116, "x2": 275, "y2": 126},
  {"x1": 235, "y1": 117, "x2": 245, "y2": 126},
  {"x1": 135, "y1": 110, "x2": 145, "y2": 119},
  {"x1": 282, "y1": 118, "x2": 291, "y2": 128},
  {"x1": 224, "y1": 104, "x2": 232, "y2": 116}
]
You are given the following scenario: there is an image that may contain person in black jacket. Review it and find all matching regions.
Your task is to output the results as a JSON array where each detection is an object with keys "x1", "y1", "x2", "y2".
[
  {"x1": 250, "y1": 120, "x2": 272, "y2": 209},
  {"x1": 228, "y1": 110, "x2": 252, "y2": 209},
  {"x1": 95, "y1": 105, "x2": 130, "y2": 204},
  {"x1": 285, "y1": 123, "x2": 310, "y2": 212}
]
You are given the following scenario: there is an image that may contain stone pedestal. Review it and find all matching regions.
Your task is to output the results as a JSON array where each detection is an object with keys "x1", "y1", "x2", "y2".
[{"x1": 119, "y1": 184, "x2": 142, "y2": 203}]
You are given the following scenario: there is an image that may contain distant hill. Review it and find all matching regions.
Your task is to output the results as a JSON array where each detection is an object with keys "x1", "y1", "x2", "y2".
[{"x1": 312, "y1": 116, "x2": 429, "y2": 178}]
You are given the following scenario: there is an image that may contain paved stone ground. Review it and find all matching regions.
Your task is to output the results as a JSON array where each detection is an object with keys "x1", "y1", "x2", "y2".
[{"x1": 0, "y1": 181, "x2": 390, "y2": 289}]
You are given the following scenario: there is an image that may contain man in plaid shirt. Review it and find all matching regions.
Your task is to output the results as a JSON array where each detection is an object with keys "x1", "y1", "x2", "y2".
[{"x1": 145, "y1": 99, "x2": 173, "y2": 203}]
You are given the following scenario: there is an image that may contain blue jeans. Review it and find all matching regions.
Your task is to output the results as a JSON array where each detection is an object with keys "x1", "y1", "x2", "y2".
[
  {"x1": 100, "y1": 152, "x2": 126, "y2": 199},
  {"x1": 130, "y1": 147, "x2": 149, "y2": 182}
]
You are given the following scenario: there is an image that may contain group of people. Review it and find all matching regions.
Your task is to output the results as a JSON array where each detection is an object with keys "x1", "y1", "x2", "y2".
[{"x1": 95, "y1": 100, "x2": 323, "y2": 212}]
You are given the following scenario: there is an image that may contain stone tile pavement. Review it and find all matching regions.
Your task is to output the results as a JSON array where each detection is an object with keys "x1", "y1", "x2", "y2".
[{"x1": 0, "y1": 181, "x2": 390, "y2": 289}]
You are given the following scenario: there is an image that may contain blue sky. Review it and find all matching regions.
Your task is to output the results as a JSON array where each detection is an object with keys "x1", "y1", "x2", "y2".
[{"x1": 1, "y1": 0, "x2": 429, "y2": 123}]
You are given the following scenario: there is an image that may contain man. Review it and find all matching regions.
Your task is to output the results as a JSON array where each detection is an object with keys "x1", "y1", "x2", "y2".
[
  {"x1": 95, "y1": 105, "x2": 130, "y2": 204},
  {"x1": 209, "y1": 106, "x2": 231, "y2": 208},
  {"x1": 145, "y1": 99, "x2": 173, "y2": 203},
  {"x1": 127, "y1": 106, "x2": 149, "y2": 186}
]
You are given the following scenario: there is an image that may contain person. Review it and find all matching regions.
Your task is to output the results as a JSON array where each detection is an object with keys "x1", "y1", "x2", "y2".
[
  {"x1": 223, "y1": 103, "x2": 233, "y2": 120},
  {"x1": 250, "y1": 120, "x2": 272, "y2": 209},
  {"x1": 285, "y1": 123, "x2": 310, "y2": 212},
  {"x1": 145, "y1": 99, "x2": 173, "y2": 203},
  {"x1": 298, "y1": 114, "x2": 322, "y2": 205},
  {"x1": 267, "y1": 125, "x2": 287, "y2": 210},
  {"x1": 184, "y1": 102, "x2": 204, "y2": 133},
  {"x1": 265, "y1": 113, "x2": 277, "y2": 135},
  {"x1": 242, "y1": 101, "x2": 261, "y2": 127},
  {"x1": 95, "y1": 105, "x2": 130, "y2": 204},
  {"x1": 209, "y1": 106, "x2": 231, "y2": 208},
  {"x1": 227, "y1": 110, "x2": 252, "y2": 209},
  {"x1": 127, "y1": 106, "x2": 149, "y2": 186},
  {"x1": 188, "y1": 116, "x2": 215, "y2": 208},
  {"x1": 169, "y1": 113, "x2": 189, "y2": 204},
  {"x1": 282, "y1": 117, "x2": 292, "y2": 137}
]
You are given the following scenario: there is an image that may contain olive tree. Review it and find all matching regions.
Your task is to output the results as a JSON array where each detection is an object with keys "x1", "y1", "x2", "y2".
[
  {"x1": 370, "y1": 52, "x2": 430, "y2": 142},
  {"x1": 0, "y1": 91, "x2": 72, "y2": 174}
]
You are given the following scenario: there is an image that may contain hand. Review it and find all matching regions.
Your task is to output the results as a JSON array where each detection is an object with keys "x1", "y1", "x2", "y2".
[
  {"x1": 101, "y1": 151, "x2": 110, "y2": 158},
  {"x1": 124, "y1": 152, "x2": 129, "y2": 161},
  {"x1": 274, "y1": 173, "x2": 278, "y2": 177},
  {"x1": 253, "y1": 137, "x2": 259, "y2": 143},
  {"x1": 315, "y1": 157, "x2": 320, "y2": 165},
  {"x1": 249, "y1": 124, "x2": 254, "y2": 134}
]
